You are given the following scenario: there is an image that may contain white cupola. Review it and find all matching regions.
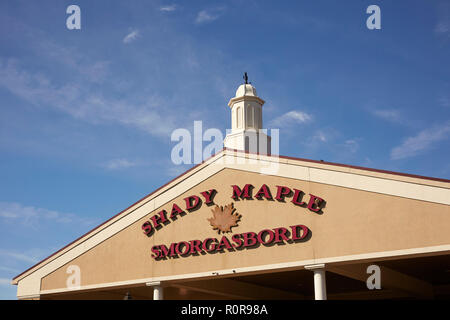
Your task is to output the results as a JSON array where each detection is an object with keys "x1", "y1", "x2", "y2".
[{"x1": 223, "y1": 73, "x2": 271, "y2": 154}]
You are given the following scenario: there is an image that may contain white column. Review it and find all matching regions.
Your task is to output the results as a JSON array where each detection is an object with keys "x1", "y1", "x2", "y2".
[
  {"x1": 153, "y1": 285, "x2": 163, "y2": 300},
  {"x1": 146, "y1": 281, "x2": 164, "y2": 300},
  {"x1": 305, "y1": 264, "x2": 327, "y2": 300}
]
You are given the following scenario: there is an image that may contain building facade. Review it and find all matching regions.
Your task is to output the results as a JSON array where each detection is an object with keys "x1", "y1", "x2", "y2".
[{"x1": 12, "y1": 82, "x2": 450, "y2": 300}]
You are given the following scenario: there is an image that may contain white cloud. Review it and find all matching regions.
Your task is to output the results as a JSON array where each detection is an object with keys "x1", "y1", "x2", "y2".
[
  {"x1": 438, "y1": 95, "x2": 450, "y2": 108},
  {"x1": 0, "y1": 59, "x2": 176, "y2": 137},
  {"x1": 83, "y1": 94, "x2": 176, "y2": 136},
  {"x1": 80, "y1": 61, "x2": 110, "y2": 84},
  {"x1": 0, "y1": 266, "x2": 20, "y2": 274},
  {"x1": 160, "y1": 5, "x2": 177, "y2": 12},
  {"x1": 343, "y1": 139, "x2": 360, "y2": 153},
  {"x1": 0, "y1": 278, "x2": 13, "y2": 286},
  {"x1": 313, "y1": 130, "x2": 327, "y2": 142},
  {"x1": 269, "y1": 110, "x2": 312, "y2": 128},
  {"x1": 301, "y1": 127, "x2": 342, "y2": 149},
  {"x1": 0, "y1": 59, "x2": 79, "y2": 113},
  {"x1": 195, "y1": 8, "x2": 225, "y2": 24},
  {"x1": 123, "y1": 29, "x2": 140, "y2": 44},
  {"x1": 391, "y1": 122, "x2": 450, "y2": 160},
  {"x1": 0, "y1": 249, "x2": 39, "y2": 265},
  {"x1": 435, "y1": 3, "x2": 450, "y2": 39},
  {"x1": 363, "y1": 157, "x2": 374, "y2": 167},
  {"x1": 102, "y1": 158, "x2": 138, "y2": 170},
  {"x1": 370, "y1": 108, "x2": 402, "y2": 123},
  {"x1": 435, "y1": 21, "x2": 449, "y2": 35},
  {"x1": 0, "y1": 202, "x2": 97, "y2": 228}
]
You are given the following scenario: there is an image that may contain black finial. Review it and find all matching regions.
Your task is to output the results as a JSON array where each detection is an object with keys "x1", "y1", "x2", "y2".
[{"x1": 243, "y1": 72, "x2": 248, "y2": 84}]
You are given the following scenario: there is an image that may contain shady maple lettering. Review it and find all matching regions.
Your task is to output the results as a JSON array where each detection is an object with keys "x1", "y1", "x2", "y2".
[{"x1": 141, "y1": 184, "x2": 325, "y2": 238}]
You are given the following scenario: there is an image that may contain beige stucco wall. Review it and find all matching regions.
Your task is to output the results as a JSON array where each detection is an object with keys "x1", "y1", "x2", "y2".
[{"x1": 40, "y1": 168, "x2": 450, "y2": 292}]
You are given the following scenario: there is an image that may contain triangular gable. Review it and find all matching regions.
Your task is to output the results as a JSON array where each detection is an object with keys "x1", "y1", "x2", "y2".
[{"x1": 13, "y1": 149, "x2": 450, "y2": 299}]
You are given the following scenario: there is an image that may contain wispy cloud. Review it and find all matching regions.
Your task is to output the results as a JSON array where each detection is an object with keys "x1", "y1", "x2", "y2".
[
  {"x1": 368, "y1": 107, "x2": 420, "y2": 127},
  {"x1": 370, "y1": 108, "x2": 403, "y2": 123},
  {"x1": 123, "y1": 29, "x2": 140, "y2": 44},
  {"x1": 195, "y1": 8, "x2": 225, "y2": 24},
  {"x1": 80, "y1": 61, "x2": 110, "y2": 84},
  {"x1": 0, "y1": 266, "x2": 20, "y2": 274},
  {"x1": 391, "y1": 122, "x2": 450, "y2": 160},
  {"x1": 438, "y1": 95, "x2": 450, "y2": 108},
  {"x1": 0, "y1": 59, "x2": 176, "y2": 137},
  {"x1": 343, "y1": 138, "x2": 361, "y2": 153},
  {"x1": 313, "y1": 130, "x2": 327, "y2": 142},
  {"x1": 102, "y1": 158, "x2": 139, "y2": 170},
  {"x1": 300, "y1": 129, "x2": 333, "y2": 150},
  {"x1": 0, "y1": 278, "x2": 13, "y2": 286},
  {"x1": 160, "y1": 5, "x2": 177, "y2": 12},
  {"x1": 0, "y1": 249, "x2": 39, "y2": 265},
  {"x1": 0, "y1": 202, "x2": 97, "y2": 228},
  {"x1": 435, "y1": 2, "x2": 450, "y2": 39},
  {"x1": 435, "y1": 21, "x2": 449, "y2": 35},
  {"x1": 269, "y1": 110, "x2": 312, "y2": 128},
  {"x1": 298, "y1": 127, "x2": 364, "y2": 163}
]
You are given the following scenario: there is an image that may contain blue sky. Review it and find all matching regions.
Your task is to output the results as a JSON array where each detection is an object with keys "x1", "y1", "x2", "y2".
[{"x1": 0, "y1": 0, "x2": 449, "y2": 299}]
